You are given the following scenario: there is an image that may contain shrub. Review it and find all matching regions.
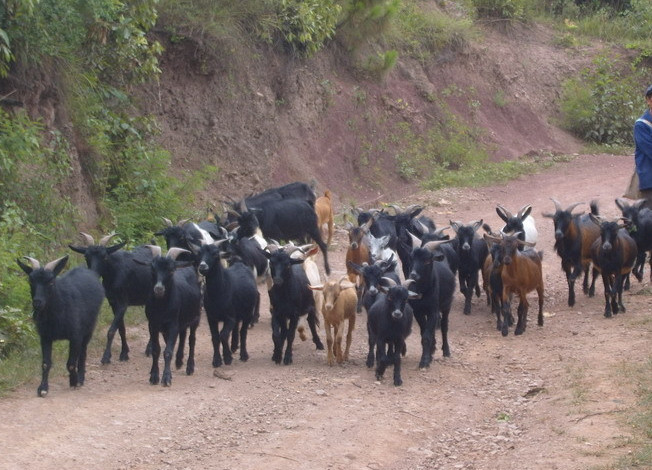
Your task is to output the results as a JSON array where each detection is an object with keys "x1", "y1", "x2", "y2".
[
  {"x1": 472, "y1": 0, "x2": 527, "y2": 19},
  {"x1": 560, "y1": 56, "x2": 642, "y2": 145},
  {"x1": 274, "y1": 0, "x2": 341, "y2": 56}
]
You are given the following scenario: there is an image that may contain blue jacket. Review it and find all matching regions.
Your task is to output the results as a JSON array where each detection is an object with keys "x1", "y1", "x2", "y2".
[{"x1": 634, "y1": 109, "x2": 652, "y2": 190}]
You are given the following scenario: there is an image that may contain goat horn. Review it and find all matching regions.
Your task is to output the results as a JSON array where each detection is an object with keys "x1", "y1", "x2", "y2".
[
  {"x1": 435, "y1": 226, "x2": 450, "y2": 237},
  {"x1": 550, "y1": 198, "x2": 562, "y2": 212},
  {"x1": 78, "y1": 232, "x2": 95, "y2": 246},
  {"x1": 403, "y1": 278, "x2": 416, "y2": 289},
  {"x1": 408, "y1": 231, "x2": 422, "y2": 249},
  {"x1": 380, "y1": 277, "x2": 397, "y2": 287},
  {"x1": 404, "y1": 204, "x2": 423, "y2": 213},
  {"x1": 483, "y1": 233, "x2": 503, "y2": 244},
  {"x1": 23, "y1": 256, "x2": 41, "y2": 269},
  {"x1": 238, "y1": 199, "x2": 248, "y2": 213},
  {"x1": 177, "y1": 218, "x2": 190, "y2": 227},
  {"x1": 387, "y1": 204, "x2": 402, "y2": 214},
  {"x1": 565, "y1": 202, "x2": 584, "y2": 214},
  {"x1": 99, "y1": 233, "x2": 118, "y2": 246},
  {"x1": 422, "y1": 240, "x2": 449, "y2": 252},
  {"x1": 516, "y1": 239, "x2": 536, "y2": 248},
  {"x1": 44, "y1": 256, "x2": 67, "y2": 271},
  {"x1": 167, "y1": 247, "x2": 190, "y2": 260},
  {"x1": 145, "y1": 245, "x2": 162, "y2": 258},
  {"x1": 161, "y1": 217, "x2": 173, "y2": 227},
  {"x1": 416, "y1": 219, "x2": 430, "y2": 234}
]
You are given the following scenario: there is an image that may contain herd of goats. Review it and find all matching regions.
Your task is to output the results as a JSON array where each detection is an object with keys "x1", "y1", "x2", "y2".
[{"x1": 15, "y1": 181, "x2": 652, "y2": 393}]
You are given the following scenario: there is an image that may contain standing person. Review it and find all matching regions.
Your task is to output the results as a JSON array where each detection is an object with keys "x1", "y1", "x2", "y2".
[{"x1": 634, "y1": 84, "x2": 652, "y2": 208}]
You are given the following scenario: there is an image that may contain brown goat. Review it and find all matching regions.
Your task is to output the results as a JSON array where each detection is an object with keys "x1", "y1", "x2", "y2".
[
  {"x1": 310, "y1": 276, "x2": 357, "y2": 366},
  {"x1": 345, "y1": 218, "x2": 373, "y2": 284},
  {"x1": 542, "y1": 199, "x2": 600, "y2": 307},
  {"x1": 315, "y1": 190, "x2": 335, "y2": 246},
  {"x1": 485, "y1": 233, "x2": 544, "y2": 336}
]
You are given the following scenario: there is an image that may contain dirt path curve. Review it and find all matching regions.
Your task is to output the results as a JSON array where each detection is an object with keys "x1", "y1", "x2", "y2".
[{"x1": 1, "y1": 153, "x2": 650, "y2": 470}]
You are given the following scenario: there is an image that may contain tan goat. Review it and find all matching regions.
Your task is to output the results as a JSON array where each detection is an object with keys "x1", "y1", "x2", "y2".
[
  {"x1": 310, "y1": 276, "x2": 357, "y2": 366},
  {"x1": 315, "y1": 190, "x2": 335, "y2": 246}
]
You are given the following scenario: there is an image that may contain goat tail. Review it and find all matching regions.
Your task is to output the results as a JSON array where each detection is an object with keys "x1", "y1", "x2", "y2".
[
  {"x1": 589, "y1": 200, "x2": 599, "y2": 216},
  {"x1": 297, "y1": 325, "x2": 307, "y2": 341}
]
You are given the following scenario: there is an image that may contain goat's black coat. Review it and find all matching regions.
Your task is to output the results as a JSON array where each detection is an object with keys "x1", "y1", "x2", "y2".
[
  {"x1": 347, "y1": 259, "x2": 400, "y2": 314},
  {"x1": 450, "y1": 220, "x2": 488, "y2": 315},
  {"x1": 197, "y1": 243, "x2": 259, "y2": 367},
  {"x1": 242, "y1": 181, "x2": 316, "y2": 209},
  {"x1": 69, "y1": 242, "x2": 153, "y2": 363},
  {"x1": 615, "y1": 199, "x2": 652, "y2": 284},
  {"x1": 265, "y1": 249, "x2": 324, "y2": 365},
  {"x1": 17, "y1": 256, "x2": 105, "y2": 397},
  {"x1": 142, "y1": 255, "x2": 201, "y2": 386},
  {"x1": 590, "y1": 217, "x2": 638, "y2": 318},
  {"x1": 250, "y1": 198, "x2": 330, "y2": 275},
  {"x1": 543, "y1": 200, "x2": 599, "y2": 307},
  {"x1": 366, "y1": 282, "x2": 414, "y2": 386},
  {"x1": 408, "y1": 243, "x2": 456, "y2": 369}
]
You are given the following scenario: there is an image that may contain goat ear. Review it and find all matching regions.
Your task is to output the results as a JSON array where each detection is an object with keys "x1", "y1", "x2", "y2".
[
  {"x1": 346, "y1": 260, "x2": 362, "y2": 274},
  {"x1": 471, "y1": 219, "x2": 483, "y2": 232},
  {"x1": 496, "y1": 206, "x2": 509, "y2": 222},
  {"x1": 68, "y1": 244, "x2": 87, "y2": 255},
  {"x1": 107, "y1": 242, "x2": 126, "y2": 254},
  {"x1": 16, "y1": 258, "x2": 34, "y2": 275},
  {"x1": 518, "y1": 204, "x2": 532, "y2": 220},
  {"x1": 541, "y1": 212, "x2": 555, "y2": 219},
  {"x1": 589, "y1": 213, "x2": 601, "y2": 226}
]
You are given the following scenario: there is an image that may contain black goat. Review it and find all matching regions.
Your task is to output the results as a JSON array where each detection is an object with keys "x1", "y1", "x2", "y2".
[
  {"x1": 17, "y1": 255, "x2": 104, "y2": 397},
  {"x1": 542, "y1": 199, "x2": 600, "y2": 306},
  {"x1": 391, "y1": 204, "x2": 426, "y2": 279},
  {"x1": 366, "y1": 278, "x2": 419, "y2": 386},
  {"x1": 615, "y1": 198, "x2": 652, "y2": 284},
  {"x1": 450, "y1": 220, "x2": 489, "y2": 315},
  {"x1": 238, "y1": 181, "x2": 317, "y2": 209},
  {"x1": 354, "y1": 207, "x2": 398, "y2": 250},
  {"x1": 589, "y1": 215, "x2": 638, "y2": 318},
  {"x1": 347, "y1": 257, "x2": 401, "y2": 315},
  {"x1": 195, "y1": 240, "x2": 259, "y2": 367},
  {"x1": 137, "y1": 246, "x2": 202, "y2": 386},
  {"x1": 497, "y1": 204, "x2": 538, "y2": 246},
  {"x1": 247, "y1": 198, "x2": 331, "y2": 275},
  {"x1": 155, "y1": 217, "x2": 216, "y2": 261},
  {"x1": 408, "y1": 239, "x2": 456, "y2": 369},
  {"x1": 69, "y1": 232, "x2": 153, "y2": 364},
  {"x1": 265, "y1": 244, "x2": 324, "y2": 365}
]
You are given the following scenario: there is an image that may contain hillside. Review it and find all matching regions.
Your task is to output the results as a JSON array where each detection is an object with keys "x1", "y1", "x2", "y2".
[{"x1": 134, "y1": 20, "x2": 592, "y2": 211}]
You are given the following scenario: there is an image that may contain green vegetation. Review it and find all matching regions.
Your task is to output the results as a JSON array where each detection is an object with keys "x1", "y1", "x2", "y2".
[{"x1": 560, "y1": 56, "x2": 643, "y2": 145}]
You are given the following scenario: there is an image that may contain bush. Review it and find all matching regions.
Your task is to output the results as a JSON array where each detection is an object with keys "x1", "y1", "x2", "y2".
[
  {"x1": 472, "y1": 0, "x2": 527, "y2": 19},
  {"x1": 560, "y1": 56, "x2": 642, "y2": 145},
  {"x1": 275, "y1": 0, "x2": 341, "y2": 56}
]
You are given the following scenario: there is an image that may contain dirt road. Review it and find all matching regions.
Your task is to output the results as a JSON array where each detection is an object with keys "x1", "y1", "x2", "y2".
[{"x1": 1, "y1": 153, "x2": 649, "y2": 470}]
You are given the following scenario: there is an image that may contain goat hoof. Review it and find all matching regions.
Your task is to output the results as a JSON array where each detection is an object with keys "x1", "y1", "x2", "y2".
[
  {"x1": 283, "y1": 356, "x2": 293, "y2": 365},
  {"x1": 515, "y1": 328, "x2": 525, "y2": 335},
  {"x1": 119, "y1": 353, "x2": 129, "y2": 362},
  {"x1": 393, "y1": 379, "x2": 403, "y2": 386},
  {"x1": 240, "y1": 352, "x2": 249, "y2": 362},
  {"x1": 37, "y1": 386, "x2": 48, "y2": 397}
]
